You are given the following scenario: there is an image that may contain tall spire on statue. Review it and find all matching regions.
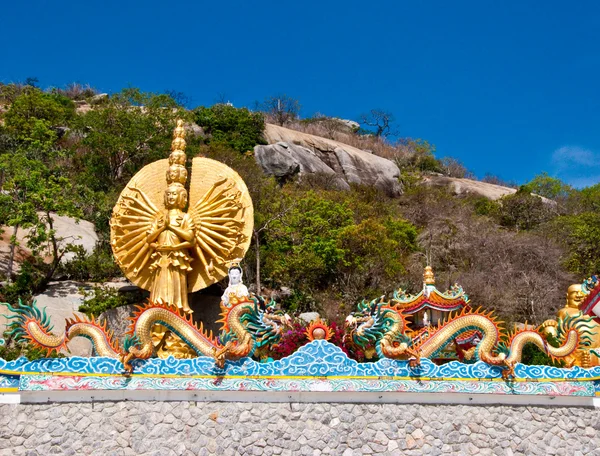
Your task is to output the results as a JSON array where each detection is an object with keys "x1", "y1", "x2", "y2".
[{"x1": 166, "y1": 119, "x2": 188, "y2": 187}]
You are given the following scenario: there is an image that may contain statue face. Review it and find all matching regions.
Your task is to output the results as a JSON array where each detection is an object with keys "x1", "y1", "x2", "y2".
[
  {"x1": 229, "y1": 268, "x2": 242, "y2": 285},
  {"x1": 567, "y1": 284, "x2": 585, "y2": 308},
  {"x1": 164, "y1": 185, "x2": 187, "y2": 209}
]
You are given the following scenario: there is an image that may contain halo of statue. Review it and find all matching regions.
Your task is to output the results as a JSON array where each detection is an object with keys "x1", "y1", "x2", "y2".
[{"x1": 110, "y1": 120, "x2": 253, "y2": 313}]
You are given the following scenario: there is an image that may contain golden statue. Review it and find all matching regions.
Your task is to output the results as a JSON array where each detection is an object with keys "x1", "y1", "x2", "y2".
[
  {"x1": 540, "y1": 280, "x2": 600, "y2": 367},
  {"x1": 110, "y1": 119, "x2": 253, "y2": 356}
]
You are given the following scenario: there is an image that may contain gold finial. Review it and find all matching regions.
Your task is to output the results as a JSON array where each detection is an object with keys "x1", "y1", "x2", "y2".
[
  {"x1": 172, "y1": 119, "x2": 187, "y2": 150},
  {"x1": 423, "y1": 266, "x2": 435, "y2": 285},
  {"x1": 167, "y1": 120, "x2": 188, "y2": 186}
]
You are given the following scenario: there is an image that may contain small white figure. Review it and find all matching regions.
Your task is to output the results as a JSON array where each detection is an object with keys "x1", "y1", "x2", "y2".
[{"x1": 221, "y1": 265, "x2": 249, "y2": 306}]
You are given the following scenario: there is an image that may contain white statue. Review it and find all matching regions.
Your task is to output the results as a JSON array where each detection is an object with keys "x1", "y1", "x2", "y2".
[
  {"x1": 423, "y1": 310, "x2": 430, "y2": 327},
  {"x1": 221, "y1": 265, "x2": 249, "y2": 306}
]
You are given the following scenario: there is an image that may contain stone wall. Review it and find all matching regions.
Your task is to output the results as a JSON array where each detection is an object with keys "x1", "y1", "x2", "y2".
[{"x1": 1, "y1": 401, "x2": 599, "y2": 455}]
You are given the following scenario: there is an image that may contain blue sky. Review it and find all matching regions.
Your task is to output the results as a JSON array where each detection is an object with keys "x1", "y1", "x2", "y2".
[{"x1": 2, "y1": 1, "x2": 599, "y2": 187}]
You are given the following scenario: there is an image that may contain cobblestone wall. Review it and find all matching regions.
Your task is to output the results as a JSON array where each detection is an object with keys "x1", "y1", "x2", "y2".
[{"x1": 1, "y1": 401, "x2": 599, "y2": 455}]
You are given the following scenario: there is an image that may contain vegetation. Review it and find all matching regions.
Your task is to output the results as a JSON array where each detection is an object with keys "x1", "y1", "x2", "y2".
[
  {"x1": 78, "y1": 285, "x2": 145, "y2": 317},
  {"x1": 0, "y1": 80, "x2": 598, "y2": 343},
  {"x1": 193, "y1": 104, "x2": 266, "y2": 153}
]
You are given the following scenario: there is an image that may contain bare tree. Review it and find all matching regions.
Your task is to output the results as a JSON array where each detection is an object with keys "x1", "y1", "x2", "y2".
[
  {"x1": 359, "y1": 109, "x2": 397, "y2": 138},
  {"x1": 261, "y1": 94, "x2": 301, "y2": 126}
]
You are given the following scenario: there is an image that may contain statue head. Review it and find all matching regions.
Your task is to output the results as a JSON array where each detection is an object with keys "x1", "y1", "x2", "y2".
[
  {"x1": 566, "y1": 283, "x2": 585, "y2": 309},
  {"x1": 228, "y1": 266, "x2": 243, "y2": 285},
  {"x1": 166, "y1": 165, "x2": 188, "y2": 185},
  {"x1": 164, "y1": 184, "x2": 188, "y2": 210}
]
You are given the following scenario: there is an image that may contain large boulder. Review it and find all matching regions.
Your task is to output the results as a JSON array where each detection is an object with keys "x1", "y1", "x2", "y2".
[
  {"x1": 0, "y1": 213, "x2": 98, "y2": 275},
  {"x1": 254, "y1": 142, "x2": 350, "y2": 190},
  {"x1": 257, "y1": 124, "x2": 402, "y2": 197},
  {"x1": 29, "y1": 281, "x2": 94, "y2": 357},
  {"x1": 421, "y1": 175, "x2": 555, "y2": 204}
]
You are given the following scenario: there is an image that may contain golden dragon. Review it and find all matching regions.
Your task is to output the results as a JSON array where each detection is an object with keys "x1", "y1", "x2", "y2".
[
  {"x1": 2, "y1": 296, "x2": 291, "y2": 372},
  {"x1": 345, "y1": 298, "x2": 586, "y2": 377}
]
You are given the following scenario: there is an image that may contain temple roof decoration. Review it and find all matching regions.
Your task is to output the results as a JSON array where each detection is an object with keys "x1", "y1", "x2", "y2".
[{"x1": 391, "y1": 267, "x2": 470, "y2": 315}]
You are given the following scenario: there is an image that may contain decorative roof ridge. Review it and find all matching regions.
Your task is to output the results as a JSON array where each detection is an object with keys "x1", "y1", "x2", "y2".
[{"x1": 392, "y1": 283, "x2": 469, "y2": 305}]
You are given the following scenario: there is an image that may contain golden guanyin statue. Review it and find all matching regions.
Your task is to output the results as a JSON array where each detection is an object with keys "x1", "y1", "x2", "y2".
[{"x1": 110, "y1": 119, "x2": 253, "y2": 356}]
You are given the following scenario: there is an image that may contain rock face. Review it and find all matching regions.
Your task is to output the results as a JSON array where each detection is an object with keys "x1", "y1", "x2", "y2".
[
  {"x1": 27, "y1": 281, "x2": 94, "y2": 357},
  {"x1": 256, "y1": 124, "x2": 402, "y2": 197},
  {"x1": 1, "y1": 401, "x2": 598, "y2": 455},
  {"x1": 422, "y1": 175, "x2": 555, "y2": 204},
  {"x1": 0, "y1": 214, "x2": 98, "y2": 274}
]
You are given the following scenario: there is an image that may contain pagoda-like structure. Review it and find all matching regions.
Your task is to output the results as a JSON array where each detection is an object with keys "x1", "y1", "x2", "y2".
[
  {"x1": 392, "y1": 266, "x2": 475, "y2": 361},
  {"x1": 392, "y1": 266, "x2": 470, "y2": 328}
]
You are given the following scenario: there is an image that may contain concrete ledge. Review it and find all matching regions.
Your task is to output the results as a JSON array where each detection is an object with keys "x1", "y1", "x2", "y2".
[{"x1": 3, "y1": 390, "x2": 599, "y2": 407}]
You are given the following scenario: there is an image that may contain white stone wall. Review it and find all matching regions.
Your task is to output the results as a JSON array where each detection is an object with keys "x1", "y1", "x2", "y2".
[{"x1": 1, "y1": 401, "x2": 599, "y2": 455}]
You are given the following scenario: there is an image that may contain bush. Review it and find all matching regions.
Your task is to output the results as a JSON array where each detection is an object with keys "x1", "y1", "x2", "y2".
[
  {"x1": 59, "y1": 245, "x2": 122, "y2": 282},
  {"x1": 550, "y1": 212, "x2": 600, "y2": 276},
  {"x1": 3, "y1": 87, "x2": 75, "y2": 144},
  {"x1": 498, "y1": 188, "x2": 552, "y2": 231},
  {"x1": 78, "y1": 285, "x2": 144, "y2": 317},
  {"x1": 193, "y1": 104, "x2": 266, "y2": 154}
]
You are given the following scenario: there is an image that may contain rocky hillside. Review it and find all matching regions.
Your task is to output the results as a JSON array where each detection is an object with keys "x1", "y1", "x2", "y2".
[
  {"x1": 256, "y1": 124, "x2": 402, "y2": 196},
  {"x1": 0, "y1": 84, "x2": 598, "y2": 358}
]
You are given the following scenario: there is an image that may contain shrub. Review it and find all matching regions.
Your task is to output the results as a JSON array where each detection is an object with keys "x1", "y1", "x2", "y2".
[
  {"x1": 78, "y1": 285, "x2": 144, "y2": 317},
  {"x1": 498, "y1": 188, "x2": 552, "y2": 231},
  {"x1": 193, "y1": 104, "x2": 266, "y2": 153},
  {"x1": 59, "y1": 245, "x2": 122, "y2": 282}
]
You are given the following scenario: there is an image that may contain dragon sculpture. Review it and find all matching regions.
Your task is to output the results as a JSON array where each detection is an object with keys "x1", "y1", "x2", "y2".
[
  {"x1": 1, "y1": 295, "x2": 292, "y2": 372},
  {"x1": 345, "y1": 296, "x2": 592, "y2": 378}
]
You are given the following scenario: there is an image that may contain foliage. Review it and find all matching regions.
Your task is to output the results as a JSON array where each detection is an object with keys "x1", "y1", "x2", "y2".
[
  {"x1": 440, "y1": 157, "x2": 473, "y2": 179},
  {"x1": 269, "y1": 319, "x2": 350, "y2": 360},
  {"x1": 269, "y1": 321, "x2": 309, "y2": 359},
  {"x1": 395, "y1": 138, "x2": 442, "y2": 173},
  {"x1": 0, "y1": 261, "x2": 45, "y2": 304},
  {"x1": 59, "y1": 245, "x2": 122, "y2": 282},
  {"x1": 71, "y1": 88, "x2": 187, "y2": 192},
  {"x1": 78, "y1": 285, "x2": 144, "y2": 317},
  {"x1": 525, "y1": 173, "x2": 572, "y2": 200},
  {"x1": 497, "y1": 187, "x2": 552, "y2": 231},
  {"x1": 193, "y1": 104, "x2": 265, "y2": 153},
  {"x1": 550, "y1": 212, "x2": 600, "y2": 276},
  {"x1": 0, "y1": 152, "x2": 83, "y2": 283},
  {"x1": 259, "y1": 187, "x2": 418, "y2": 312},
  {"x1": 3, "y1": 87, "x2": 75, "y2": 148},
  {"x1": 520, "y1": 339, "x2": 564, "y2": 367},
  {"x1": 473, "y1": 197, "x2": 501, "y2": 217}
]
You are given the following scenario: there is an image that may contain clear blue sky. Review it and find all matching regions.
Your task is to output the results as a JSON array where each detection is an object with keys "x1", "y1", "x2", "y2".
[{"x1": 2, "y1": 1, "x2": 599, "y2": 187}]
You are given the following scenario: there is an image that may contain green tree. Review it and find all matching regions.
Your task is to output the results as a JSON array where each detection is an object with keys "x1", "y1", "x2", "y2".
[
  {"x1": 0, "y1": 152, "x2": 82, "y2": 284},
  {"x1": 72, "y1": 88, "x2": 187, "y2": 192},
  {"x1": 498, "y1": 187, "x2": 552, "y2": 231},
  {"x1": 3, "y1": 87, "x2": 74, "y2": 149},
  {"x1": 525, "y1": 173, "x2": 572, "y2": 200},
  {"x1": 551, "y1": 212, "x2": 600, "y2": 275},
  {"x1": 193, "y1": 104, "x2": 266, "y2": 154}
]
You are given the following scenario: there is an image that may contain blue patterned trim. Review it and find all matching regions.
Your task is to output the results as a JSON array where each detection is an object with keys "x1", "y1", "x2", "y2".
[{"x1": 2, "y1": 341, "x2": 600, "y2": 381}]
